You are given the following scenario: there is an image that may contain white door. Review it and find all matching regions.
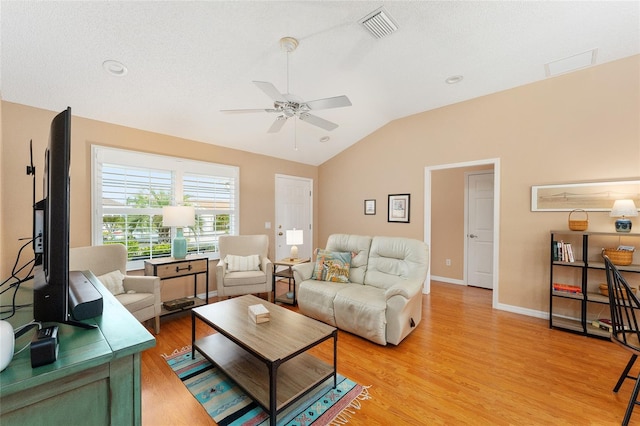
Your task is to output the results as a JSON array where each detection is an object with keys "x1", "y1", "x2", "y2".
[
  {"x1": 275, "y1": 175, "x2": 313, "y2": 261},
  {"x1": 466, "y1": 172, "x2": 494, "y2": 289}
]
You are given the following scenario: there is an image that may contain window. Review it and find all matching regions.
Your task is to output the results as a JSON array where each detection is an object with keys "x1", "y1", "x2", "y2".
[{"x1": 92, "y1": 146, "x2": 239, "y2": 269}]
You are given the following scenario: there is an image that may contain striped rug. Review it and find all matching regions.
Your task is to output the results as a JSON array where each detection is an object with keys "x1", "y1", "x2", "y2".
[{"x1": 163, "y1": 346, "x2": 370, "y2": 426}]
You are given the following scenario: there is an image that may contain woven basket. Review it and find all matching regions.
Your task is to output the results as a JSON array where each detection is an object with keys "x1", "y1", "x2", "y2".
[
  {"x1": 568, "y1": 209, "x2": 588, "y2": 231},
  {"x1": 599, "y1": 283, "x2": 637, "y2": 299},
  {"x1": 603, "y1": 248, "x2": 634, "y2": 266}
]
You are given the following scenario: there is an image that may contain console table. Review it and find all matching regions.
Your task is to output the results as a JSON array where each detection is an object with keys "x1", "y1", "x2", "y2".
[
  {"x1": 144, "y1": 256, "x2": 209, "y2": 316},
  {"x1": 0, "y1": 271, "x2": 155, "y2": 425}
]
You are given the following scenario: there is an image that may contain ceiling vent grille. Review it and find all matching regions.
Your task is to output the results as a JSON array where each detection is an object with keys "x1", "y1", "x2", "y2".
[{"x1": 359, "y1": 7, "x2": 398, "y2": 39}]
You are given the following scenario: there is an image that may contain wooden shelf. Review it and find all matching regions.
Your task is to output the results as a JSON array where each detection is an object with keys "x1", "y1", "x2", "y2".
[
  {"x1": 194, "y1": 331, "x2": 334, "y2": 411},
  {"x1": 550, "y1": 230, "x2": 640, "y2": 339}
]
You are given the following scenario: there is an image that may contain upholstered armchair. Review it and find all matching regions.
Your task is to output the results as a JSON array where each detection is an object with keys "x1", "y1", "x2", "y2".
[
  {"x1": 69, "y1": 244, "x2": 161, "y2": 334},
  {"x1": 216, "y1": 235, "x2": 273, "y2": 302}
]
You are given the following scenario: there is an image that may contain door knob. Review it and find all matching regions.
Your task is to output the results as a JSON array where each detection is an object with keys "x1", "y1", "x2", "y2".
[
  {"x1": 469, "y1": 234, "x2": 478, "y2": 238},
  {"x1": 278, "y1": 232, "x2": 283, "y2": 236}
]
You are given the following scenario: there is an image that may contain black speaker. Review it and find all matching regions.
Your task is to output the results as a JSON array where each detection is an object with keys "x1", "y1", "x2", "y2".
[{"x1": 68, "y1": 271, "x2": 103, "y2": 320}]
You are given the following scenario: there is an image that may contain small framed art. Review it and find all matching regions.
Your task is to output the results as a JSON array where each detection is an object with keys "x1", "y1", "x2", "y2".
[
  {"x1": 388, "y1": 194, "x2": 410, "y2": 223},
  {"x1": 364, "y1": 199, "x2": 376, "y2": 215}
]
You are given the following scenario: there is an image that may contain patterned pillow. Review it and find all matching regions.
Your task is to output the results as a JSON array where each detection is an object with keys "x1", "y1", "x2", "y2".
[
  {"x1": 311, "y1": 249, "x2": 352, "y2": 283},
  {"x1": 225, "y1": 254, "x2": 261, "y2": 272}
]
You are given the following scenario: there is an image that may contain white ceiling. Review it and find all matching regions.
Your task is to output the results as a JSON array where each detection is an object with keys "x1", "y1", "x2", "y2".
[{"x1": 1, "y1": 1, "x2": 639, "y2": 166}]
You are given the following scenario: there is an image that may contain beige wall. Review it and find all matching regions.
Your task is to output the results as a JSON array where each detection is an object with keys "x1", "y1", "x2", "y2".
[
  {"x1": 1, "y1": 55, "x2": 639, "y2": 315},
  {"x1": 318, "y1": 55, "x2": 640, "y2": 313},
  {"x1": 1, "y1": 102, "x2": 318, "y2": 282}
]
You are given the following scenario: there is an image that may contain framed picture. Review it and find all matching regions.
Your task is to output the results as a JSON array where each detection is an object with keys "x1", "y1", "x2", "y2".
[
  {"x1": 388, "y1": 194, "x2": 410, "y2": 223},
  {"x1": 531, "y1": 180, "x2": 640, "y2": 211},
  {"x1": 364, "y1": 199, "x2": 376, "y2": 215}
]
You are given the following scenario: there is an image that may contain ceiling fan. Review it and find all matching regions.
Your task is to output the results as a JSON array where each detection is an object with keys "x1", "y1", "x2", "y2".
[{"x1": 221, "y1": 37, "x2": 352, "y2": 134}]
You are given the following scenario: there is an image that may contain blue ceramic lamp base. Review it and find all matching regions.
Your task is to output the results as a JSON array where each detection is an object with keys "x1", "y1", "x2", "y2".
[
  {"x1": 172, "y1": 227, "x2": 187, "y2": 259},
  {"x1": 615, "y1": 218, "x2": 633, "y2": 233}
]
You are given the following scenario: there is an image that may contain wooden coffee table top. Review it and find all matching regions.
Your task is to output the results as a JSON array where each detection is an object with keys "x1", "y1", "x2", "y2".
[{"x1": 192, "y1": 294, "x2": 336, "y2": 361}]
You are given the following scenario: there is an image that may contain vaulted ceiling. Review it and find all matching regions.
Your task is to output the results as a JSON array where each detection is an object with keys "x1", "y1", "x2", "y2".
[{"x1": 2, "y1": 1, "x2": 639, "y2": 165}]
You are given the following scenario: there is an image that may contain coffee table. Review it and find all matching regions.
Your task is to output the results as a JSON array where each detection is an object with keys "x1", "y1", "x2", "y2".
[{"x1": 191, "y1": 294, "x2": 337, "y2": 426}]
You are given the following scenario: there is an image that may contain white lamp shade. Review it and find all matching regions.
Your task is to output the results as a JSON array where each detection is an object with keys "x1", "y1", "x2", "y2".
[
  {"x1": 286, "y1": 229, "x2": 304, "y2": 245},
  {"x1": 163, "y1": 206, "x2": 196, "y2": 227},
  {"x1": 610, "y1": 200, "x2": 639, "y2": 218}
]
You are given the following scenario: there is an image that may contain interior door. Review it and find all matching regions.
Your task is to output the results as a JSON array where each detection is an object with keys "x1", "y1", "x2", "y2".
[
  {"x1": 275, "y1": 175, "x2": 312, "y2": 261},
  {"x1": 466, "y1": 172, "x2": 494, "y2": 289}
]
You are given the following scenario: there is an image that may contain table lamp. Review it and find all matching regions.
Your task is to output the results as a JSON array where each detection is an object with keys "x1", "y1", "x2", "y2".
[
  {"x1": 610, "y1": 199, "x2": 638, "y2": 233},
  {"x1": 163, "y1": 206, "x2": 195, "y2": 259},
  {"x1": 286, "y1": 229, "x2": 304, "y2": 260}
]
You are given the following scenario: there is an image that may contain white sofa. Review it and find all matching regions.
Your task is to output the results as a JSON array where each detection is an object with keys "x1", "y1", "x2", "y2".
[{"x1": 293, "y1": 234, "x2": 429, "y2": 345}]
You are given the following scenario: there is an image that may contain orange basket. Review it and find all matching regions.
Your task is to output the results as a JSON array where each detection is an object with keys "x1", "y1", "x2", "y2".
[
  {"x1": 568, "y1": 209, "x2": 588, "y2": 231},
  {"x1": 603, "y1": 248, "x2": 634, "y2": 266}
]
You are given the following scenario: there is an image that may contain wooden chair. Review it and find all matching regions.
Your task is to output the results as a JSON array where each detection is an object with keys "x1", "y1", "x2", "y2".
[{"x1": 604, "y1": 254, "x2": 640, "y2": 425}]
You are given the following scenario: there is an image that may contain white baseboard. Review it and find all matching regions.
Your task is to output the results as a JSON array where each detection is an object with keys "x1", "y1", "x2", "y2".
[
  {"x1": 197, "y1": 290, "x2": 218, "y2": 300},
  {"x1": 495, "y1": 302, "x2": 549, "y2": 320},
  {"x1": 430, "y1": 275, "x2": 465, "y2": 286}
]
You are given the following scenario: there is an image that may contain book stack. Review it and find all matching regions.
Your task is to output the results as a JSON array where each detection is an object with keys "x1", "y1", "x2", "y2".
[
  {"x1": 248, "y1": 303, "x2": 270, "y2": 324},
  {"x1": 591, "y1": 318, "x2": 612, "y2": 332},
  {"x1": 552, "y1": 283, "x2": 582, "y2": 294},
  {"x1": 552, "y1": 240, "x2": 575, "y2": 262}
]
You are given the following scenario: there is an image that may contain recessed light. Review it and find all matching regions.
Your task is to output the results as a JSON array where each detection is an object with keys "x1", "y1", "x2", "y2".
[
  {"x1": 102, "y1": 60, "x2": 128, "y2": 77},
  {"x1": 445, "y1": 75, "x2": 463, "y2": 84},
  {"x1": 319, "y1": 136, "x2": 330, "y2": 143}
]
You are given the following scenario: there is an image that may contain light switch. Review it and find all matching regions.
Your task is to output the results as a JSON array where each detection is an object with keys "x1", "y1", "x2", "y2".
[{"x1": 265, "y1": 222, "x2": 271, "y2": 229}]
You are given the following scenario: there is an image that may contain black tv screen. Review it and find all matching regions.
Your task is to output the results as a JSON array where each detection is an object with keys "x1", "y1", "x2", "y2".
[{"x1": 33, "y1": 107, "x2": 71, "y2": 323}]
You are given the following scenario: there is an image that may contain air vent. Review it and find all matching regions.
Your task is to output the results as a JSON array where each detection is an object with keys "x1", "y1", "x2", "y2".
[
  {"x1": 544, "y1": 49, "x2": 598, "y2": 77},
  {"x1": 359, "y1": 7, "x2": 398, "y2": 39}
]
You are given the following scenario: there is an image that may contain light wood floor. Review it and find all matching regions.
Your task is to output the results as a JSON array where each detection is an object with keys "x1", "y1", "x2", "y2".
[{"x1": 141, "y1": 282, "x2": 638, "y2": 425}]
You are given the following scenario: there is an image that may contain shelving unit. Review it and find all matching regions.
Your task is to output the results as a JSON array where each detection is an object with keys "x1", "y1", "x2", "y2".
[{"x1": 549, "y1": 230, "x2": 640, "y2": 339}]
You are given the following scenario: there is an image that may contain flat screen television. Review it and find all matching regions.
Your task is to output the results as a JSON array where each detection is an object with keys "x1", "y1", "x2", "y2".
[
  {"x1": 33, "y1": 107, "x2": 72, "y2": 324},
  {"x1": 32, "y1": 107, "x2": 103, "y2": 327}
]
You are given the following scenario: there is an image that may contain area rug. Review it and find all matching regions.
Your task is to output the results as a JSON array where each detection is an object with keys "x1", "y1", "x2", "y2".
[{"x1": 163, "y1": 346, "x2": 371, "y2": 426}]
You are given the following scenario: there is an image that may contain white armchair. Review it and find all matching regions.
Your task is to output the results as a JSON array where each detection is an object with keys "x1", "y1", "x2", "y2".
[
  {"x1": 216, "y1": 235, "x2": 273, "y2": 301},
  {"x1": 69, "y1": 244, "x2": 161, "y2": 334}
]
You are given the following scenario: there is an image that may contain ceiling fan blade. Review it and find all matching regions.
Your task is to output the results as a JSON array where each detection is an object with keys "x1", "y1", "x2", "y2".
[
  {"x1": 305, "y1": 95, "x2": 352, "y2": 110},
  {"x1": 298, "y1": 113, "x2": 339, "y2": 131},
  {"x1": 253, "y1": 81, "x2": 287, "y2": 102},
  {"x1": 220, "y1": 108, "x2": 278, "y2": 114},
  {"x1": 267, "y1": 116, "x2": 288, "y2": 133}
]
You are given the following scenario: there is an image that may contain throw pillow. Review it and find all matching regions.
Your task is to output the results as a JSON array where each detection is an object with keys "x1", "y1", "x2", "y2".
[
  {"x1": 97, "y1": 270, "x2": 126, "y2": 296},
  {"x1": 311, "y1": 249, "x2": 351, "y2": 283},
  {"x1": 225, "y1": 254, "x2": 261, "y2": 272}
]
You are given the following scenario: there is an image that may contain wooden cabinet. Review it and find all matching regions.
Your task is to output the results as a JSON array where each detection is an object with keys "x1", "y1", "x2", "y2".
[
  {"x1": 0, "y1": 271, "x2": 155, "y2": 425},
  {"x1": 549, "y1": 230, "x2": 640, "y2": 338}
]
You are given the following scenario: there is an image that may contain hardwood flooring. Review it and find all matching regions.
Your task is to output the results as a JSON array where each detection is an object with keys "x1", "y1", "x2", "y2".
[{"x1": 141, "y1": 282, "x2": 637, "y2": 425}]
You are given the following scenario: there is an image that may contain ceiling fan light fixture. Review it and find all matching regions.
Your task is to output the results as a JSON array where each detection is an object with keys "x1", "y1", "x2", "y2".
[
  {"x1": 280, "y1": 37, "x2": 299, "y2": 53},
  {"x1": 359, "y1": 7, "x2": 399, "y2": 39}
]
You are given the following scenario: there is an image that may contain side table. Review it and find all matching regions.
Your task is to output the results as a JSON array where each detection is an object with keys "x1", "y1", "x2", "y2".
[
  {"x1": 272, "y1": 258, "x2": 310, "y2": 305},
  {"x1": 144, "y1": 255, "x2": 209, "y2": 316}
]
